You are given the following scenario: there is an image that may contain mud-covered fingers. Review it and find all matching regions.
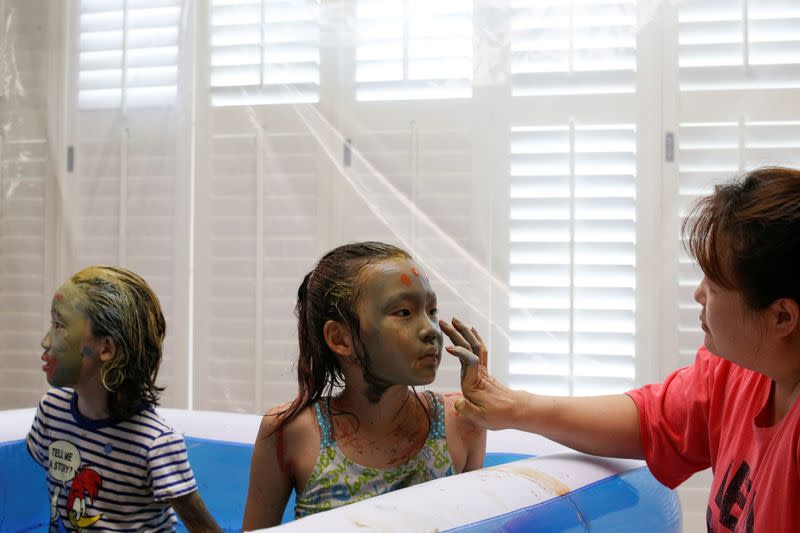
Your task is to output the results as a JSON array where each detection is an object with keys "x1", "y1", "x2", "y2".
[
  {"x1": 439, "y1": 319, "x2": 470, "y2": 350},
  {"x1": 445, "y1": 318, "x2": 477, "y2": 350},
  {"x1": 450, "y1": 318, "x2": 486, "y2": 361},
  {"x1": 471, "y1": 327, "x2": 488, "y2": 367},
  {"x1": 446, "y1": 344, "x2": 481, "y2": 385},
  {"x1": 445, "y1": 345, "x2": 479, "y2": 367},
  {"x1": 470, "y1": 326, "x2": 486, "y2": 348},
  {"x1": 453, "y1": 318, "x2": 489, "y2": 366}
]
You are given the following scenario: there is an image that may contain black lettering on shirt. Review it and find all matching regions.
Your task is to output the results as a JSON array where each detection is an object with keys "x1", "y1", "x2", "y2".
[{"x1": 710, "y1": 459, "x2": 753, "y2": 532}]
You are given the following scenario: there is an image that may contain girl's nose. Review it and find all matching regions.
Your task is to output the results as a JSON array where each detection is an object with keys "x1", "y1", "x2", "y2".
[
  {"x1": 41, "y1": 330, "x2": 51, "y2": 351},
  {"x1": 420, "y1": 316, "x2": 441, "y2": 343}
]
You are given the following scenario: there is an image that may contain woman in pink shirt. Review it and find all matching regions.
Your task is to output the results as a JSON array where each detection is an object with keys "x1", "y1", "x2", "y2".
[{"x1": 446, "y1": 166, "x2": 800, "y2": 533}]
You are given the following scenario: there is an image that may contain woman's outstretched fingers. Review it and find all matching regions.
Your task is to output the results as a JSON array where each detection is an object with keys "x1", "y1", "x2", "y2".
[
  {"x1": 442, "y1": 318, "x2": 485, "y2": 386},
  {"x1": 440, "y1": 319, "x2": 469, "y2": 350},
  {"x1": 470, "y1": 327, "x2": 488, "y2": 367},
  {"x1": 442, "y1": 318, "x2": 488, "y2": 366},
  {"x1": 446, "y1": 345, "x2": 479, "y2": 367},
  {"x1": 451, "y1": 318, "x2": 482, "y2": 354}
]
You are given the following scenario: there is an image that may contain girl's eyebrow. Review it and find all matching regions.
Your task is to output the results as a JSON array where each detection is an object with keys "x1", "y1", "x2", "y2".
[
  {"x1": 382, "y1": 289, "x2": 437, "y2": 310},
  {"x1": 382, "y1": 291, "x2": 415, "y2": 310}
]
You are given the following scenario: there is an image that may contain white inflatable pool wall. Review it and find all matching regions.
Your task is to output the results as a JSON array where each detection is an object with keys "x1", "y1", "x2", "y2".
[{"x1": 2, "y1": 407, "x2": 678, "y2": 533}]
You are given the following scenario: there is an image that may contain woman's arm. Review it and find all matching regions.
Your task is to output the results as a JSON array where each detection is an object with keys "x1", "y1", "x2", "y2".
[
  {"x1": 241, "y1": 410, "x2": 296, "y2": 531},
  {"x1": 170, "y1": 490, "x2": 221, "y2": 533},
  {"x1": 440, "y1": 318, "x2": 644, "y2": 460},
  {"x1": 501, "y1": 390, "x2": 643, "y2": 458}
]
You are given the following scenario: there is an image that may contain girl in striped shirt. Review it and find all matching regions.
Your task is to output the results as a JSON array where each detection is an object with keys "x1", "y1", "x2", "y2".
[{"x1": 27, "y1": 266, "x2": 220, "y2": 532}]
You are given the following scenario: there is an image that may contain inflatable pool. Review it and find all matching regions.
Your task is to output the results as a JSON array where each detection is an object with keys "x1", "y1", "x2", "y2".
[{"x1": 0, "y1": 407, "x2": 680, "y2": 532}]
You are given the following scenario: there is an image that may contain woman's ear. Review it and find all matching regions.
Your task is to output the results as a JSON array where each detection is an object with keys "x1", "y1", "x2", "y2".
[
  {"x1": 771, "y1": 298, "x2": 800, "y2": 338},
  {"x1": 323, "y1": 320, "x2": 353, "y2": 357},
  {"x1": 97, "y1": 336, "x2": 117, "y2": 363}
]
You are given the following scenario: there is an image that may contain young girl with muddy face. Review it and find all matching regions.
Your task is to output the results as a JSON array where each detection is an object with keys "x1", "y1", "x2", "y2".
[
  {"x1": 30, "y1": 266, "x2": 220, "y2": 532},
  {"x1": 242, "y1": 242, "x2": 487, "y2": 529}
]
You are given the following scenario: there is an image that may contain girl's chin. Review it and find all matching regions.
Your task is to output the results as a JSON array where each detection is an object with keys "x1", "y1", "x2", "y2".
[
  {"x1": 412, "y1": 372, "x2": 437, "y2": 386},
  {"x1": 47, "y1": 372, "x2": 80, "y2": 388}
]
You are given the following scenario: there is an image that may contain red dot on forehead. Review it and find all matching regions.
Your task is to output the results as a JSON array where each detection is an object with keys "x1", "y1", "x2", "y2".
[
  {"x1": 400, "y1": 273, "x2": 412, "y2": 286},
  {"x1": 54, "y1": 293, "x2": 64, "y2": 302},
  {"x1": 411, "y1": 267, "x2": 419, "y2": 277}
]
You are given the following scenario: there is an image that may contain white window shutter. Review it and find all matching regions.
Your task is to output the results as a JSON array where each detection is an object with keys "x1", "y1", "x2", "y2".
[
  {"x1": 0, "y1": 0, "x2": 51, "y2": 407},
  {"x1": 196, "y1": 109, "x2": 326, "y2": 412},
  {"x1": 355, "y1": 0, "x2": 473, "y2": 101},
  {"x1": 71, "y1": 113, "x2": 189, "y2": 407},
  {"x1": 209, "y1": 0, "x2": 320, "y2": 106},
  {"x1": 679, "y1": 0, "x2": 800, "y2": 90},
  {"x1": 511, "y1": 0, "x2": 637, "y2": 96},
  {"x1": 509, "y1": 124, "x2": 637, "y2": 396},
  {"x1": 78, "y1": 0, "x2": 182, "y2": 109}
]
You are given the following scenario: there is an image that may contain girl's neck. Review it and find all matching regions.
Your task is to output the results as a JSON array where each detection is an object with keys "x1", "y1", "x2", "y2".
[
  {"x1": 74, "y1": 381, "x2": 111, "y2": 420},
  {"x1": 333, "y1": 384, "x2": 423, "y2": 433}
]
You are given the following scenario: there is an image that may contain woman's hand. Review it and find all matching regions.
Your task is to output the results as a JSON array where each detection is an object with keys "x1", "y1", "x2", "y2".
[{"x1": 440, "y1": 318, "x2": 518, "y2": 430}]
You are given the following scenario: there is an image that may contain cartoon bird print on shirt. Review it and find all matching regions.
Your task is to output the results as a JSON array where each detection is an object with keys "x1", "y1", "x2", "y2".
[{"x1": 65, "y1": 467, "x2": 103, "y2": 531}]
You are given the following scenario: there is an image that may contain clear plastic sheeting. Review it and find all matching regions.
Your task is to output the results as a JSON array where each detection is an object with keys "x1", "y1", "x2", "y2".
[{"x1": 2, "y1": 0, "x2": 800, "y2": 424}]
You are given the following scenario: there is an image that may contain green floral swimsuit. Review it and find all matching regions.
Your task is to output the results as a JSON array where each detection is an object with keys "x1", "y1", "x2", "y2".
[{"x1": 294, "y1": 390, "x2": 454, "y2": 518}]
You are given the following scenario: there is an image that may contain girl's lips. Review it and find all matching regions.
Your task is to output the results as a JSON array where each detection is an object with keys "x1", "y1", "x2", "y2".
[
  {"x1": 418, "y1": 353, "x2": 441, "y2": 367},
  {"x1": 41, "y1": 353, "x2": 56, "y2": 379}
]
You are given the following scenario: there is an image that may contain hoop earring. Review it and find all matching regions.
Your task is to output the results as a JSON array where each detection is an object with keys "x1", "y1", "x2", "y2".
[
  {"x1": 101, "y1": 366, "x2": 124, "y2": 392},
  {"x1": 101, "y1": 371, "x2": 114, "y2": 392}
]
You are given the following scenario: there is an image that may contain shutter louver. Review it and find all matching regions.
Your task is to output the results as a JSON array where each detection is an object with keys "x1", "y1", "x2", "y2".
[
  {"x1": 511, "y1": 0, "x2": 637, "y2": 96},
  {"x1": 679, "y1": 0, "x2": 800, "y2": 90},
  {"x1": 355, "y1": 0, "x2": 473, "y2": 101},
  {"x1": 73, "y1": 114, "x2": 186, "y2": 407},
  {"x1": 209, "y1": 0, "x2": 320, "y2": 106},
  {"x1": 79, "y1": 0, "x2": 181, "y2": 109},
  {"x1": 198, "y1": 118, "x2": 323, "y2": 411},
  {"x1": 509, "y1": 124, "x2": 637, "y2": 396}
]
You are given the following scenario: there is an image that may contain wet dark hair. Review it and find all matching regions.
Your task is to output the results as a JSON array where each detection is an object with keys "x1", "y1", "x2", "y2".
[
  {"x1": 274, "y1": 241, "x2": 428, "y2": 430},
  {"x1": 683, "y1": 166, "x2": 800, "y2": 310},
  {"x1": 71, "y1": 266, "x2": 166, "y2": 421}
]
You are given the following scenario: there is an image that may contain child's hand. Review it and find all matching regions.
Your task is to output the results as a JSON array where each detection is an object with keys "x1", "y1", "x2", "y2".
[{"x1": 440, "y1": 318, "x2": 517, "y2": 431}]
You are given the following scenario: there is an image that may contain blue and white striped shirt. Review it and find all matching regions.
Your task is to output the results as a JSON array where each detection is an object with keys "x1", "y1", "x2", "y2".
[{"x1": 27, "y1": 388, "x2": 197, "y2": 532}]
